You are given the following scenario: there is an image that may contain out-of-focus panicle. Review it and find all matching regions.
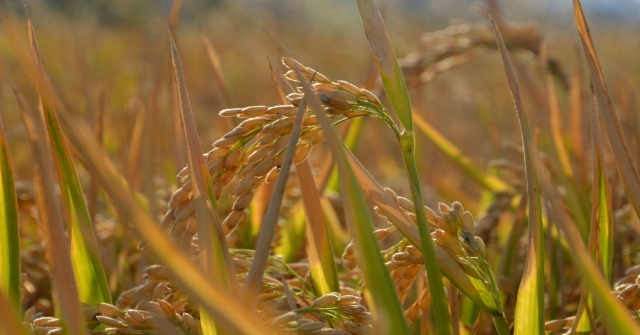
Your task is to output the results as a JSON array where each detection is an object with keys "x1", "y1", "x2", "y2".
[
  {"x1": 399, "y1": 22, "x2": 569, "y2": 89},
  {"x1": 21, "y1": 249, "x2": 362, "y2": 334},
  {"x1": 267, "y1": 292, "x2": 373, "y2": 335},
  {"x1": 544, "y1": 263, "x2": 640, "y2": 333}
]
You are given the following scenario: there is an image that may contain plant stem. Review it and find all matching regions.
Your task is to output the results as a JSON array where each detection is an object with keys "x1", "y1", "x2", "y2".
[
  {"x1": 493, "y1": 315, "x2": 511, "y2": 335},
  {"x1": 400, "y1": 131, "x2": 454, "y2": 335}
]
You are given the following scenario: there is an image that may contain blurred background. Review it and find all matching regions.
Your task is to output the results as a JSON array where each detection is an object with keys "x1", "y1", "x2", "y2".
[{"x1": 1, "y1": 0, "x2": 639, "y2": 210}]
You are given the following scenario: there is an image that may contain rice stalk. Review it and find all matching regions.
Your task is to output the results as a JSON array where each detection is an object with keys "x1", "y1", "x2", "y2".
[
  {"x1": 355, "y1": 0, "x2": 456, "y2": 332},
  {"x1": 294, "y1": 52, "x2": 410, "y2": 334}
]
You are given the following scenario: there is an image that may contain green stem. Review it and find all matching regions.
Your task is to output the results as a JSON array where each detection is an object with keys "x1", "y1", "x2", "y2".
[
  {"x1": 400, "y1": 131, "x2": 454, "y2": 335},
  {"x1": 493, "y1": 315, "x2": 510, "y2": 335}
]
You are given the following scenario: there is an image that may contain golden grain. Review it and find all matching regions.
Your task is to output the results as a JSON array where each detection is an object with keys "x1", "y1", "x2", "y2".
[
  {"x1": 266, "y1": 166, "x2": 280, "y2": 183},
  {"x1": 403, "y1": 302, "x2": 421, "y2": 322},
  {"x1": 318, "y1": 329, "x2": 350, "y2": 335},
  {"x1": 218, "y1": 107, "x2": 243, "y2": 117},
  {"x1": 342, "y1": 321, "x2": 369, "y2": 335},
  {"x1": 142, "y1": 302, "x2": 165, "y2": 319},
  {"x1": 544, "y1": 317, "x2": 575, "y2": 332},
  {"x1": 174, "y1": 202, "x2": 195, "y2": 223},
  {"x1": 312, "y1": 292, "x2": 341, "y2": 307},
  {"x1": 224, "y1": 150, "x2": 242, "y2": 169},
  {"x1": 151, "y1": 283, "x2": 169, "y2": 300},
  {"x1": 96, "y1": 315, "x2": 129, "y2": 328},
  {"x1": 358, "y1": 88, "x2": 381, "y2": 104},
  {"x1": 268, "y1": 311, "x2": 297, "y2": 327},
  {"x1": 474, "y1": 236, "x2": 486, "y2": 256},
  {"x1": 339, "y1": 304, "x2": 366, "y2": 315},
  {"x1": 207, "y1": 158, "x2": 225, "y2": 173},
  {"x1": 462, "y1": 211, "x2": 475, "y2": 233},
  {"x1": 342, "y1": 242, "x2": 358, "y2": 270},
  {"x1": 267, "y1": 104, "x2": 295, "y2": 114},
  {"x1": 240, "y1": 116, "x2": 272, "y2": 129},
  {"x1": 336, "y1": 295, "x2": 360, "y2": 306},
  {"x1": 223, "y1": 210, "x2": 245, "y2": 232},
  {"x1": 124, "y1": 310, "x2": 146, "y2": 325},
  {"x1": 302, "y1": 115, "x2": 319, "y2": 126},
  {"x1": 213, "y1": 181, "x2": 224, "y2": 199},
  {"x1": 167, "y1": 189, "x2": 189, "y2": 208},
  {"x1": 182, "y1": 312, "x2": 198, "y2": 333},
  {"x1": 241, "y1": 105, "x2": 269, "y2": 117},
  {"x1": 295, "y1": 321, "x2": 327, "y2": 332},
  {"x1": 336, "y1": 80, "x2": 362, "y2": 96},
  {"x1": 386, "y1": 261, "x2": 402, "y2": 272},
  {"x1": 432, "y1": 229, "x2": 466, "y2": 257},
  {"x1": 618, "y1": 285, "x2": 637, "y2": 299},
  {"x1": 220, "y1": 168, "x2": 237, "y2": 185},
  {"x1": 212, "y1": 137, "x2": 237, "y2": 147},
  {"x1": 319, "y1": 93, "x2": 351, "y2": 111},
  {"x1": 299, "y1": 127, "x2": 322, "y2": 141},
  {"x1": 159, "y1": 300, "x2": 178, "y2": 319},
  {"x1": 311, "y1": 132, "x2": 326, "y2": 144},
  {"x1": 207, "y1": 146, "x2": 230, "y2": 160},
  {"x1": 233, "y1": 192, "x2": 254, "y2": 211},
  {"x1": 288, "y1": 97, "x2": 303, "y2": 107},
  {"x1": 33, "y1": 326, "x2": 60, "y2": 335},
  {"x1": 97, "y1": 303, "x2": 123, "y2": 318},
  {"x1": 312, "y1": 82, "x2": 336, "y2": 92},
  {"x1": 117, "y1": 327, "x2": 149, "y2": 334},
  {"x1": 258, "y1": 131, "x2": 281, "y2": 145},
  {"x1": 33, "y1": 316, "x2": 59, "y2": 327},
  {"x1": 267, "y1": 117, "x2": 296, "y2": 132},
  {"x1": 224, "y1": 126, "x2": 248, "y2": 139},
  {"x1": 294, "y1": 142, "x2": 312, "y2": 164},
  {"x1": 252, "y1": 157, "x2": 276, "y2": 177},
  {"x1": 418, "y1": 288, "x2": 431, "y2": 310},
  {"x1": 396, "y1": 196, "x2": 414, "y2": 211},
  {"x1": 231, "y1": 176, "x2": 259, "y2": 197},
  {"x1": 281, "y1": 57, "x2": 306, "y2": 71}
]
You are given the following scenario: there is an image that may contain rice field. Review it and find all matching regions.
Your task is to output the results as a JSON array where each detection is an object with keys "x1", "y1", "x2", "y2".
[{"x1": 1, "y1": 1, "x2": 640, "y2": 334}]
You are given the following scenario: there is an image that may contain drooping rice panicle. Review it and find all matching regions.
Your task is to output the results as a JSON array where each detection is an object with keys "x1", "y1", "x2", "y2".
[{"x1": 159, "y1": 57, "x2": 393, "y2": 254}]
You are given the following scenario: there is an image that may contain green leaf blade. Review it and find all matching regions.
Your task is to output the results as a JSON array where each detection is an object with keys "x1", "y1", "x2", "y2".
[
  {"x1": 342, "y1": 163, "x2": 410, "y2": 334},
  {"x1": 489, "y1": 16, "x2": 545, "y2": 334},
  {"x1": 0, "y1": 117, "x2": 21, "y2": 313},
  {"x1": 42, "y1": 107, "x2": 112, "y2": 307},
  {"x1": 23, "y1": 15, "x2": 94, "y2": 334},
  {"x1": 573, "y1": 0, "x2": 640, "y2": 217},
  {"x1": 355, "y1": 0, "x2": 412, "y2": 131},
  {"x1": 170, "y1": 33, "x2": 239, "y2": 335}
]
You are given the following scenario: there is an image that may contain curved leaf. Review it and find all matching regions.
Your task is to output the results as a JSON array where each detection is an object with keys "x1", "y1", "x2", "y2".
[{"x1": 489, "y1": 16, "x2": 545, "y2": 334}]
